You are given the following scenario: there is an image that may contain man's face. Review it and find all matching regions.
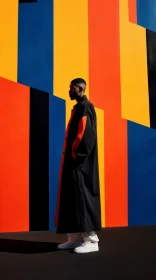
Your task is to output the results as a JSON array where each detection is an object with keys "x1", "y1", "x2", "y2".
[{"x1": 69, "y1": 83, "x2": 80, "y2": 100}]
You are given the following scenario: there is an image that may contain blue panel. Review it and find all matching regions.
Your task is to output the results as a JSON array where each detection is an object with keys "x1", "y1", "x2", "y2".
[
  {"x1": 18, "y1": 0, "x2": 66, "y2": 230},
  {"x1": 137, "y1": 0, "x2": 156, "y2": 32},
  {"x1": 18, "y1": 0, "x2": 52, "y2": 93},
  {"x1": 128, "y1": 121, "x2": 156, "y2": 226},
  {"x1": 49, "y1": 96, "x2": 65, "y2": 230}
]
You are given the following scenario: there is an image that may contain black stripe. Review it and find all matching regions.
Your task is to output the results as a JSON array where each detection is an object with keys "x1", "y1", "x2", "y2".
[
  {"x1": 146, "y1": 29, "x2": 156, "y2": 129},
  {"x1": 29, "y1": 88, "x2": 49, "y2": 231},
  {"x1": 19, "y1": 0, "x2": 37, "y2": 3}
]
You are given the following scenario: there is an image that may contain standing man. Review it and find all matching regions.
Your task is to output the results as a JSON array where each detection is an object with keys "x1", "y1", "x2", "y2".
[{"x1": 55, "y1": 78, "x2": 101, "y2": 253}]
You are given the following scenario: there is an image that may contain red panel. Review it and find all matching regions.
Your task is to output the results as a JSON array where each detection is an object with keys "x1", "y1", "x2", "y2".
[
  {"x1": 88, "y1": 0, "x2": 128, "y2": 226},
  {"x1": 129, "y1": 0, "x2": 137, "y2": 24},
  {"x1": 0, "y1": 77, "x2": 29, "y2": 232}
]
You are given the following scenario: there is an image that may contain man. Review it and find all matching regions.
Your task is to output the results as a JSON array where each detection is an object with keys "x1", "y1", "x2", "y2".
[{"x1": 55, "y1": 78, "x2": 101, "y2": 253}]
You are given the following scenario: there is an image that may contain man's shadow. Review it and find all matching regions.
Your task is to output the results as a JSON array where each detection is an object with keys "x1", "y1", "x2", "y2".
[{"x1": 0, "y1": 238, "x2": 59, "y2": 254}]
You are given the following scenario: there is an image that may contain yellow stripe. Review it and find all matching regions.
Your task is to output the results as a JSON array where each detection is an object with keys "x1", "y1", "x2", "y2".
[
  {"x1": 53, "y1": 0, "x2": 89, "y2": 124},
  {"x1": 96, "y1": 108, "x2": 105, "y2": 227},
  {"x1": 0, "y1": 1, "x2": 18, "y2": 82},
  {"x1": 54, "y1": 1, "x2": 105, "y2": 227},
  {"x1": 120, "y1": 0, "x2": 150, "y2": 127}
]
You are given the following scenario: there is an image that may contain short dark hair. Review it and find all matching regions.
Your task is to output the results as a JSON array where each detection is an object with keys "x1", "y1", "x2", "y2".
[{"x1": 71, "y1": 78, "x2": 86, "y2": 85}]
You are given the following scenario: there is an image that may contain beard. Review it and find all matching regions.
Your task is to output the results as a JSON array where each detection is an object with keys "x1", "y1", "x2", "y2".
[{"x1": 69, "y1": 94, "x2": 75, "y2": 100}]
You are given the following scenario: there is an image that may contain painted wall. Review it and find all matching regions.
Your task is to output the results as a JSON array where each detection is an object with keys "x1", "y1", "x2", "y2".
[{"x1": 0, "y1": 0, "x2": 156, "y2": 232}]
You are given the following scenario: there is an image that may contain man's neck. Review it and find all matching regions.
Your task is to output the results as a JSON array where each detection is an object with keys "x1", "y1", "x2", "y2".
[{"x1": 76, "y1": 94, "x2": 85, "y2": 103}]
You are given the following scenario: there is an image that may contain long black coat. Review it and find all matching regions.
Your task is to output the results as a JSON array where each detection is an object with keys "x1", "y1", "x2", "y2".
[{"x1": 55, "y1": 95, "x2": 101, "y2": 233}]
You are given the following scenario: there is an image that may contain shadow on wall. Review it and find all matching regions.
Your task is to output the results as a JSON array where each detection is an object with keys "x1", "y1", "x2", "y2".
[
  {"x1": 29, "y1": 88, "x2": 49, "y2": 231},
  {"x1": 30, "y1": 88, "x2": 65, "y2": 232},
  {"x1": 24, "y1": 88, "x2": 65, "y2": 231}
]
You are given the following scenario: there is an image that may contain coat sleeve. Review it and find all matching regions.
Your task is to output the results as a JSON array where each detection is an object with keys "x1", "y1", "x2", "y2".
[{"x1": 72, "y1": 104, "x2": 97, "y2": 166}]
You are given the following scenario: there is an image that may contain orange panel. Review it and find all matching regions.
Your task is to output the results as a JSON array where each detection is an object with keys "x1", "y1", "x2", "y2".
[
  {"x1": 88, "y1": 0, "x2": 128, "y2": 226},
  {"x1": 0, "y1": 78, "x2": 29, "y2": 232},
  {"x1": 104, "y1": 112, "x2": 127, "y2": 227},
  {"x1": 128, "y1": 0, "x2": 137, "y2": 23}
]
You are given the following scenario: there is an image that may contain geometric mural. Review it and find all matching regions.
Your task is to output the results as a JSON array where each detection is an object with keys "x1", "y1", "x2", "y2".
[
  {"x1": 1, "y1": 0, "x2": 156, "y2": 232},
  {"x1": 126, "y1": 0, "x2": 156, "y2": 226}
]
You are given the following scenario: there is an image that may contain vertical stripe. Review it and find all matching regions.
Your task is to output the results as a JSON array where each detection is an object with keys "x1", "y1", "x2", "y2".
[
  {"x1": 53, "y1": 0, "x2": 89, "y2": 124},
  {"x1": 49, "y1": 96, "x2": 65, "y2": 230},
  {"x1": 120, "y1": 0, "x2": 150, "y2": 127},
  {"x1": 128, "y1": 121, "x2": 156, "y2": 226},
  {"x1": 29, "y1": 88, "x2": 49, "y2": 231},
  {"x1": 129, "y1": 0, "x2": 137, "y2": 24},
  {"x1": 53, "y1": 0, "x2": 89, "y2": 227},
  {"x1": 105, "y1": 115, "x2": 127, "y2": 227},
  {"x1": 0, "y1": 1, "x2": 18, "y2": 81},
  {"x1": 146, "y1": 29, "x2": 156, "y2": 129},
  {"x1": 18, "y1": 0, "x2": 52, "y2": 93},
  {"x1": 49, "y1": 0, "x2": 67, "y2": 230},
  {"x1": 137, "y1": 2, "x2": 156, "y2": 129},
  {"x1": 96, "y1": 108, "x2": 105, "y2": 227},
  {"x1": 18, "y1": 0, "x2": 65, "y2": 230},
  {"x1": 88, "y1": 0, "x2": 128, "y2": 227},
  {"x1": 137, "y1": 0, "x2": 156, "y2": 32},
  {"x1": 0, "y1": 77, "x2": 29, "y2": 232}
]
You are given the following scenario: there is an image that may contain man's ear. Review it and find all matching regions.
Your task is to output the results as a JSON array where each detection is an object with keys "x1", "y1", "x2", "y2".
[{"x1": 79, "y1": 86, "x2": 83, "y2": 92}]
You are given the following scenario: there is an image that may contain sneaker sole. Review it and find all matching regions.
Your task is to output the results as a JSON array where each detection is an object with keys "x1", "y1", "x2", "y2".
[{"x1": 74, "y1": 248, "x2": 99, "y2": 254}]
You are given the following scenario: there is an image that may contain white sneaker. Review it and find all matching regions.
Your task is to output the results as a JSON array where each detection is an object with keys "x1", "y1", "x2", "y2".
[
  {"x1": 74, "y1": 241, "x2": 99, "y2": 254},
  {"x1": 58, "y1": 239, "x2": 82, "y2": 250}
]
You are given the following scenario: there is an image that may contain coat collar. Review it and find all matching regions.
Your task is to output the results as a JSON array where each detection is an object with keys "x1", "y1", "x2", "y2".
[
  {"x1": 73, "y1": 95, "x2": 87, "y2": 108},
  {"x1": 78, "y1": 95, "x2": 87, "y2": 102}
]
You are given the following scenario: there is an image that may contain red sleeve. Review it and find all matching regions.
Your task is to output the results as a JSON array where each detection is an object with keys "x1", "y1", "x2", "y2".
[{"x1": 72, "y1": 116, "x2": 87, "y2": 159}]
